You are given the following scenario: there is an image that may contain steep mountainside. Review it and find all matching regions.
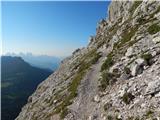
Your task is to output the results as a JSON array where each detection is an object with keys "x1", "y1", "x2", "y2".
[
  {"x1": 16, "y1": 1, "x2": 160, "y2": 120},
  {"x1": 1, "y1": 56, "x2": 52, "y2": 120}
]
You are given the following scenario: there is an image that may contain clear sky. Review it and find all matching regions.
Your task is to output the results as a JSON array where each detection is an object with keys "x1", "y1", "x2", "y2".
[{"x1": 2, "y1": 1, "x2": 110, "y2": 57}]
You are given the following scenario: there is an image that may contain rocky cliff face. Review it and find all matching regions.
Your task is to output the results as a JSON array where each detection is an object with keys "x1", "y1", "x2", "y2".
[{"x1": 16, "y1": 1, "x2": 160, "y2": 120}]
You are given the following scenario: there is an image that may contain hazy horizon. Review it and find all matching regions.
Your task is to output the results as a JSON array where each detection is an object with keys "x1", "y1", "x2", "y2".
[
  {"x1": 2, "y1": 1, "x2": 110, "y2": 57},
  {"x1": 2, "y1": 51, "x2": 65, "y2": 58}
]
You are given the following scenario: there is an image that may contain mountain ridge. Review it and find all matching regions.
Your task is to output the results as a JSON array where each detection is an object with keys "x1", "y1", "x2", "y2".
[
  {"x1": 4, "y1": 53, "x2": 61, "y2": 70},
  {"x1": 16, "y1": 1, "x2": 160, "y2": 120},
  {"x1": 1, "y1": 56, "x2": 52, "y2": 120}
]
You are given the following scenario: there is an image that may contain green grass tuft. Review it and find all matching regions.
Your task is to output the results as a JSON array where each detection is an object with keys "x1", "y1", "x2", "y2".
[
  {"x1": 141, "y1": 53, "x2": 152, "y2": 65},
  {"x1": 103, "y1": 102, "x2": 112, "y2": 111},
  {"x1": 114, "y1": 27, "x2": 138, "y2": 49},
  {"x1": 107, "y1": 115, "x2": 113, "y2": 120},
  {"x1": 122, "y1": 92, "x2": 135, "y2": 104},
  {"x1": 99, "y1": 71, "x2": 117, "y2": 91},
  {"x1": 130, "y1": 1, "x2": 142, "y2": 15},
  {"x1": 101, "y1": 53, "x2": 114, "y2": 71},
  {"x1": 148, "y1": 23, "x2": 160, "y2": 35},
  {"x1": 145, "y1": 110, "x2": 154, "y2": 118},
  {"x1": 91, "y1": 52, "x2": 102, "y2": 64},
  {"x1": 124, "y1": 67, "x2": 131, "y2": 75}
]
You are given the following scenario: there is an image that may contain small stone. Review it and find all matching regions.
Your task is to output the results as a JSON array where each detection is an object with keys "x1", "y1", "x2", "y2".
[
  {"x1": 128, "y1": 81, "x2": 134, "y2": 87},
  {"x1": 94, "y1": 95, "x2": 100, "y2": 103},
  {"x1": 134, "y1": 99, "x2": 140, "y2": 104},
  {"x1": 88, "y1": 116, "x2": 92, "y2": 120},
  {"x1": 155, "y1": 92, "x2": 160, "y2": 97},
  {"x1": 117, "y1": 114, "x2": 122, "y2": 119},
  {"x1": 102, "y1": 116, "x2": 107, "y2": 120},
  {"x1": 53, "y1": 100, "x2": 57, "y2": 104},
  {"x1": 129, "y1": 104, "x2": 134, "y2": 109},
  {"x1": 141, "y1": 103, "x2": 146, "y2": 108},
  {"x1": 152, "y1": 51, "x2": 157, "y2": 57}
]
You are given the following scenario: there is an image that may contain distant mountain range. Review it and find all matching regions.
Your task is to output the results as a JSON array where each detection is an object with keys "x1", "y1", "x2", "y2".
[
  {"x1": 1, "y1": 56, "x2": 52, "y2": 120},
  {"x1": 5, "y1": 52, "x2": 62, "y2": 71}
]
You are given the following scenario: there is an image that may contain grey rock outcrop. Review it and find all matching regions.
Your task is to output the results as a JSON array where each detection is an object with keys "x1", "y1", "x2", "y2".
[
  {"x1": 130, "y1": 58, "x2": 147, "y2": 76},
  {"x1": 145, "y1": 77, "x2": 160, "y2": 95}
]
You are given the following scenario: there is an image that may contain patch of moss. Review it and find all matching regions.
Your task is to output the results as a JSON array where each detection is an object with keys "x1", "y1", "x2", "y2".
[
  {"x1": 148, "y1": 23, "x2": 160, "y2": 35},
  {"x1": 122, "y1": 92, "x2": 135, "y2": 104}
]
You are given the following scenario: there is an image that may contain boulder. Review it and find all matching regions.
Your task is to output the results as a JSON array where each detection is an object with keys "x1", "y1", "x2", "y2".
[
  {"x1": 131, "y1": 64, "x2": 142, "y2": 76},
  {"x1": 130, "y1": 58, "x2": 146, "y2": 76},
  {"x1": 135, "y1": 58, "x2": 147, "y2": 66},
  {"x1": 152, "y1": 36, "x2": 160, "y2": 44},
  {"x1": 125, "y1": 47, "x2": 134, "y2": 57},
  {"x1": 154, "y1": 12, "x2": 160, "y2": 20},
  {"x1": 119, "y1": 86, "x2": 128, "y2": 97},
  {"x1": 145, "y1": 78, "x2": 160, "y2": 95},
  {"x1": 155, "y1": 92, "x2": 160, "y2": 98}
]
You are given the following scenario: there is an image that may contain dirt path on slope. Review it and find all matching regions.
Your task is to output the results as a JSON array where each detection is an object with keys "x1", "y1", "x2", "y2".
[{"x1": 68, "y1": 52, "x2": 106, "y2": 120}]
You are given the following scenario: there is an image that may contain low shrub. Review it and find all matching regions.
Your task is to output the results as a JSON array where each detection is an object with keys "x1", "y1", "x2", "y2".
[
  {"x1": 107, "y1": 115, "x2": 113, "y2": 120},
  {"x1": 116, "y1": 27, "x2": 138, "y2": 49},
  {"x1": 141, "y1": 53, "x2": 152, "y2": 65},
  {"x1": 101, "y1": 53, "x2": 114, "y2": 71},
  {"x1": 122, "y1": 92, "x2": 135, "y2": 104},
  {"x1": 103, "y1": 102, "x2": 112, "y2": 111},
  {"x1": 145, "y1": 110, "x2": 154, "y2": 117},
  {"x1": 148, "y1": 23, "x2": 160, "y2": 35},
  {"x1": 60, "y1": 108, "x2": 68, "y2": 119},
  {"x1": 130, "y1": 1, "x2": 142, "y2": 15},
  {"x1": 99, "y1": 71, "x2": 117, "y2": 91},
  {"x1": 124, "y1": 67, "x2": 131, "y2": 75},
  {"x1": 91, "y1": 52, "x2": 102, "y2": 64},
  {"x1": 137, "y1": 17, "x2": 146, "y2": 24}
]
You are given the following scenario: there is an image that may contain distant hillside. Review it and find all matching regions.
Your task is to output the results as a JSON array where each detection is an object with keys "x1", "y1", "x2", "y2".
[
  {"x1": 5, "y1": 53, "x2": 61, "y2": 70},
  {"x1": 1, "y1": 56, "x2": 52, "y2": 120}
]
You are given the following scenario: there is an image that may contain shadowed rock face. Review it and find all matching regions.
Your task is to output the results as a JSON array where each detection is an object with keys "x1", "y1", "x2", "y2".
[{"x1": 16, "y1": 1, "x2": 160, "y2": 120}]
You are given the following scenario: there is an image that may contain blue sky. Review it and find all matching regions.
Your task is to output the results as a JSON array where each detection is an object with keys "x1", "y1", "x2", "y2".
[{"x1": 2, "y1": 1, "x2": 110, "y2": 57}]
